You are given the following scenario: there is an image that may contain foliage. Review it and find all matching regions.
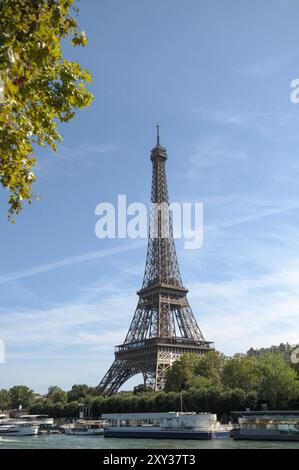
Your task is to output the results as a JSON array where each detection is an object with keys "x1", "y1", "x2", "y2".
[
  {"x1": 256, "y1": 353, "x2": 299, "y2": 408},
  {"x1": 0, "y1": 388, "x2": 10, "y2": 410},
  {"x1": 165, "y1": 351, "x2": 226, "y2": 392},
  {"x1": 9, "y1": 385, "x2": 34, "y2": 408},
  {"x1": 186, "y1": 375, "x2": 213, "y2": 390},
  {"x1": 47, "y1": 385, "x2": 67, "y2": 403},
  {"x1": 133, "y1": 384, "x2": 153, "y2": 394},
  {"x1": 193, "y1": 350, "x2": 226, "y2": 388},
  {"x1": 0, "y1": 0, "x2": 93, "y2": 218},
  {"x1": 66, "y1": 384, "x2": 95, "y2": 402},
  {"x1": 28, "y1": 399, "x2": 47, "y2": 415},
  {"x1": 244, "y1": 391, "x2": 258, "y2": 410},
  {"x1": 164, "y1": 353, "x2": 204, "y2": 392},
  {"x1": 90, "y1": 388, "x2": 247, "y2": 417},
  {"x1": 221, "y1": 354, "x2": 260, "y2": 392}
]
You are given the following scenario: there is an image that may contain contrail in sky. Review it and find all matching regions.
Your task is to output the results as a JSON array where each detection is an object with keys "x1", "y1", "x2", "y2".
[{"x1": 0, "y1": 241, "x2": 144, "y2": 285}]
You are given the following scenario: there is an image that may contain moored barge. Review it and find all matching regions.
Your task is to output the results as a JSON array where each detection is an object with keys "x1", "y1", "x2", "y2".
[
  {"x1": 232, "y1": 411, "x2": 299, "y2": 441},
  {"x1": 102, "y1": 412, "x2": 231, "y2": 439}
]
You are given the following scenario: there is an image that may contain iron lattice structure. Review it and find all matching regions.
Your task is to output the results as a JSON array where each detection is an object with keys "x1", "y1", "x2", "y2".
[{"x1": 97, "y1": 128, "x2": 214, "y2": 395}]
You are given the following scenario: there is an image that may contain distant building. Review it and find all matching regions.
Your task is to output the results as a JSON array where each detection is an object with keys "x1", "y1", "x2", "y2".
[
  {"x1": 78, "y1": 405, "x2": 92, "y2": 419},
  {"x1": 247, "y1": 343, "x2": 297, "y2": 360}
]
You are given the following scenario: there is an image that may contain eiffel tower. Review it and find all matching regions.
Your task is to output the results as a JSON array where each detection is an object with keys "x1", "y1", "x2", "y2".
[{"x1": 97, "y1": 127, "x2": 214, "y2": 395}]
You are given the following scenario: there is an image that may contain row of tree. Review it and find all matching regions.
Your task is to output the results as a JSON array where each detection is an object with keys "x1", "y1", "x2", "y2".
[
  {"x1": 0, "y1": 384, "x2": 95, "y2": 412},
  {"x1": 1, "y1": 350, "x2": 298, "y2": 418}
]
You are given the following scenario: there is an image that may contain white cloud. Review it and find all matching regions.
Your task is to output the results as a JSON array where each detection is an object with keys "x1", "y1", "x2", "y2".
[
  {"x1": 35, "y1": 141, "x2": 116, "y2": 181},
  {"x1": 0, "y1": 279, "x2": 136, "y2": 390},
  {"x1": 191, "y1": 107, "x2": 296, "y2": 140},
  {"x1": 205, "y1": 201, "x2": 299, "y2": 232},
  {"x1": 188, "y1": 140, "x2": 247, "y2": 170},
  {"x1": 189, "y1": 265, "x2": 299, "y2": 355},
  {"x1": 236, "y1": 60, "x2": 279, "y2": 78},
  {"x1": 0, "y1": 290, "x2": 134, "y2": 349},
  {"x1": 55, "y1": 142, "x2": 116, "y2": 163}
]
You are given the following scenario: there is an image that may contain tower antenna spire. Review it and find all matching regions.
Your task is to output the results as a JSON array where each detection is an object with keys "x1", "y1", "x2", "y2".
[{"x1": 156, "y1": 123, "x2": 160, "y2": 145}]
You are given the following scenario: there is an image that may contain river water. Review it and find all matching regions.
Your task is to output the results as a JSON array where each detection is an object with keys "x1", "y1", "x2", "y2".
[{"x1": 1, "y1": 435, "x2": 299, "y2": 449}]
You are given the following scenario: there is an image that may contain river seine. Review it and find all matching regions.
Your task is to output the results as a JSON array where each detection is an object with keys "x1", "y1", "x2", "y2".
[{"x1": 1, "y1": 435, "x2": 299, "y2": 449}]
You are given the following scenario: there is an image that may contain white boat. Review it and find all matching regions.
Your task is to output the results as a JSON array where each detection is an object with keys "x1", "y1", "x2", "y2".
[
  {"x1": 18, "y1": 414, "x2": 54, "y2": 426},
  {"x1": 102, "y1": 412, "x2": 232, "y2": 439},
  {"x1": 63, "y1": 421, "x2": 105, "y2": 436},
  {"x1": 0, "y1": 423, "x2": 39, "y2": 436},
  {"x1": 0, "y1": 414, "x2": 54, "y2": 433}
]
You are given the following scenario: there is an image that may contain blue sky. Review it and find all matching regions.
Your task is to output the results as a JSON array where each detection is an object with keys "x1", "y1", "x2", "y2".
[{"x1": 1, "y1": 0, "x2": 299, "y2": 393}]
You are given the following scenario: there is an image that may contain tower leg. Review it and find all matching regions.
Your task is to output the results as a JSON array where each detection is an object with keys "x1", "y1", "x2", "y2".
[
  {"x1": 143, "y1": 371, "x2": 156, "y2": 389},
  {"x1": 155, "y1": 351, "x2": 176, "y2": 390},
  {"x1": 97, "y1": 360, "x2": 140, "y2": 396}
]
